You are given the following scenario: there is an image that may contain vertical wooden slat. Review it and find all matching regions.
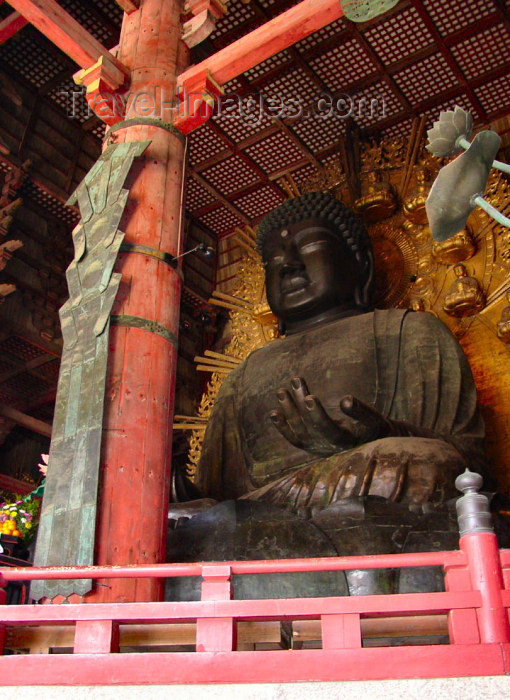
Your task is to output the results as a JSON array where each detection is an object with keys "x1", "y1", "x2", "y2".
[
  {"x1": 74, "y1": 620, "x2": 120, "y2": 654},
  {"x1": 196, "y1": 565, "x2": 236, "y2": 652},
  {"x1": 321, "y1": 613, "x2": 362, "y2": 649}
]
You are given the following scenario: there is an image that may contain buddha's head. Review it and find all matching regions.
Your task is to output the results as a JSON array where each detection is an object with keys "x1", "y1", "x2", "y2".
[
  {"x1": 257, "y1": 192, "x2": 374, "y2": 334},
  {"x1": 454, "y1": 263, "x2": 468, "y2": 278}
]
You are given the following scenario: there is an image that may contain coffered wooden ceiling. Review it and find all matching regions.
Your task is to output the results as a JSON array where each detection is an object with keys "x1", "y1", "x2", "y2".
[
  {"x1": 2, "y1": 0, "x2": 509, "y2": 241},
  {"x1": 186, "y1": 0, "x2": 510, "y2": 238}
]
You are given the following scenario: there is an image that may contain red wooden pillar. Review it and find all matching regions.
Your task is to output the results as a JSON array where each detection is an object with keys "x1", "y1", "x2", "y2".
[{"x1": 87, "y1": 0, "x2": 189, "y2": 603}]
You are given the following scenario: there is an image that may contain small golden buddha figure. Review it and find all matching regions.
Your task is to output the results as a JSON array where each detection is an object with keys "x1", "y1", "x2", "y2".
[
  {"x1": 497, "y1": 293, "x2": 510, "y2": 344},
  {"x1": 403, "y1": 167, "x2": 433, "y2": 225},
  {"x1": 352, "y1": 170, "x2": 397, "y2": 222},
  {"x1": 409, "y1": 297, "x2": 438, "y2": 317},
  {"x1": 443, "y1": 264, "x2": 486, "y2": 318},
  {"x1": 432, "y1": 225, "x2": 476, "y2": 265},
  {"x1": 410, "y1": 298, "x2": 425, "y2": 312}
]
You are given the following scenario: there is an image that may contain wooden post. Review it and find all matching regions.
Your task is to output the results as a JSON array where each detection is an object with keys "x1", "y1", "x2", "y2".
[{"x1": 86, "y1": 0, "x2": 189, "y2": 603}]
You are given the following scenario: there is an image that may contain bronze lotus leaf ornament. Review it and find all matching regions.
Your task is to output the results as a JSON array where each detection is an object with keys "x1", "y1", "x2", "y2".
[{"x1": 426, "y1": 107, "x2": 510, "y2": 242}]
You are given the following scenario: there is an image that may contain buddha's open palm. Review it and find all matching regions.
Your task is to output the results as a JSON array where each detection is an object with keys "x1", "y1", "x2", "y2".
[{"x1": 269, "y1": 377, "x2": 393, "y2": 456}]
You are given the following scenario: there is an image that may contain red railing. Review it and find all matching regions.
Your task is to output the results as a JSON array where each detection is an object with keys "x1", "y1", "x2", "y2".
[{"x1": 1, "y1": 530, "x2": 510, "y2": 685}]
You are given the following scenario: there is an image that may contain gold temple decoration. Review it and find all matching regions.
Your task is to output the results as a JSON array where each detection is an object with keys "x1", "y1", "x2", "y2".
[
  {"x1": 402, "y1": 167, "x2": 432, "y2": 224},
  {"x1": 432, "y1": 226, "x2": 476, "y2": 265},
  {"x1": 443, "y1": 263, "x2": 486, "y2": 317},
  {"x1": 497, "y1": 292, "x2": 510, "y2": 343},
  {"x1": 176, "y1": 118, "x2": 510, "y2": 489},
  {"x1": 175, "y1": 226, "x2": 279, "y2": 478},
  {"x1": 370, "y1": 222, "x2": 418, "y2": 308},
  {"x1": 299, "y1": 159, "x2": 346, "y2": 198},
  {"x1": 352, "y1": 171, "x2": 398, "y2": 222},
  {"x1": 277, "y1": 173, "x2": 301, "y2": 199}
]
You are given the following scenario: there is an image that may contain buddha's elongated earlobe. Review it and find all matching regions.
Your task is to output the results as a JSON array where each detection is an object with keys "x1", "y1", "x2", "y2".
[{"x1": 354, "y1": 248, "x2": 375, "y2": 309}]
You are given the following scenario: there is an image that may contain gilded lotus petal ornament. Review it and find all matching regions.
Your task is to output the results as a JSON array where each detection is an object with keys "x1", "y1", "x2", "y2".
[{"x1": 426, "y1": 106, "x2": 473, "y2": 158}]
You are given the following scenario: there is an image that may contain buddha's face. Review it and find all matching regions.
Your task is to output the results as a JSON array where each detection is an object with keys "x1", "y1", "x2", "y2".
[{"x1": 262, "y1": 219, "x2": 361, "y2": 329}]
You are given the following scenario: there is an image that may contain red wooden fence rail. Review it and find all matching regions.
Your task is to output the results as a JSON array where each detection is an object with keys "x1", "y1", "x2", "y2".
[{"x1": 0, "y1": 532, "x2": 510, "y2": 685}]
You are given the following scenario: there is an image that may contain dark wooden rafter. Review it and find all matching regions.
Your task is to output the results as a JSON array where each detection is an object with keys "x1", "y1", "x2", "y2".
[
  {"x1": 0, "y1": 10, "x2": 27, "y2": 45},
  {"x1": 442, "y1": 12, "x2": 503, "y2": 47},
  {"x1": 115, "y1": 0, "x2": 140, "y2": 14},
  {"x1": 1, "y1": 270, "x2": 66, "y2": 323},
  {"x1": 0, "y1": 473, "x2": 35, "y2": 496},
  {"x1": 249, "y1": 0, "x2": 331, "y2": 95},
  {"x1": 5, "y1": 0, "x2": 127, "y2": 75},
  {"x1": 78, "y1": 0, "x2": 122, "y2": 44},
  {"x1": 0, "y1": 351, "x2": 57, "y2": 384},
  {"x1": 491, "y1": 0, "x2": 510, "y2": 34},
  {"x1": 395, "y1": 59, "x2": 510, "y2": 128},
  {"x1": 275, "y1": 117, "x2": 325, "y2": 172},
  {"x1": 190, "y1": 168, "x2": 251, "y2": 226},
  {"x1": 343, "y1": 21, "x2": 413, "y2": 115},
  {"x1": 233, "y1": 72, "x2": 327, "y2": 175},
  {"x1": 0, "y1": 403, "x2": 52, "y2": 436},
  {"x1": 20, "y1": 387, "x2": 57, "y2": 413},
  {"x1": 409, "y1": 0, "x2": 488, "y2": 122},
  {"x1": 193, "y1": 178, "x2": 276, "y2": 219},
  {"x1": 37, "y1": 68, "x2": 77, "y2": 96},
  {"x1": 17, "y1": 91, "x2": 38, "y2": 158},
  {"x1": 208, "y1": 120, "x2": 285, "y2": 188},
  {"x1": 64, "y1": 130, "x2": 86, "y2": 191},
  {"x1": 191, "y1": 123, "x2": 279, "y2": 173}
]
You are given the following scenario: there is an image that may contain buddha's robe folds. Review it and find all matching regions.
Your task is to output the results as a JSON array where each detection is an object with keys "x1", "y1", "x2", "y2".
[{"x1": 195, "y1": 309, "x2": 485, "y2": 513}]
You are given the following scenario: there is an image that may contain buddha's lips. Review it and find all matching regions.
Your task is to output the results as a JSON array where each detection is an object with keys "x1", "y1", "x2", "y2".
[{"x1": 280, "y1": 274, "x2": 309, "y2": 293}]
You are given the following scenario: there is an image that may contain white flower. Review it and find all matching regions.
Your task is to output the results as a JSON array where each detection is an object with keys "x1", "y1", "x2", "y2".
[{"x1": 426, "y1": 106, "x2": 473, "y2": 158}]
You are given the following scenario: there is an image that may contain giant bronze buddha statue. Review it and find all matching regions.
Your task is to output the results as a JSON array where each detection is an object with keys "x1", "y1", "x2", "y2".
[{"x1": 168, "y1": 192, "x2": 491, "y2": 599}]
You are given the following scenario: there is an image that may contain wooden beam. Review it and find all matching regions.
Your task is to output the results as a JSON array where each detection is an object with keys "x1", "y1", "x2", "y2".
[
  {"x1": 115, "y1": 0, "x2": 140, "y2": 13},
  {"x1": 177, "y1": 0, "x2": 344, "y2": 90},
  {"x1": 190, "y1": 169, "x2": 251, "y2": 226},
  {"x1": 410, "y1": 0, "x2": 488, "y2": 122},
  {"x1": 206, "y1": 121, "x2": 287, "y2": 200},
  {"x1": 0, "y1": 473, "x2": 34, "y2": 496},
  {"x1": 0, "y1": 11, "x2": 28, "y2": 45},
  {"x1": 5, "y1": 0, "x2": 128, "y2": 76},
  {"x1": 0, "y1": 352, "x2": 56, "y2": 384},
  {"x1": 0, "y1": 403, "x2": 52, "y2": 437}
]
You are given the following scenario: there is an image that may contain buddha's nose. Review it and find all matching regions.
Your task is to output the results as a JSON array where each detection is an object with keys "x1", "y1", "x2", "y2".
[{"x1": 280, "y1": 243, "x2": 304, "y2": 276}]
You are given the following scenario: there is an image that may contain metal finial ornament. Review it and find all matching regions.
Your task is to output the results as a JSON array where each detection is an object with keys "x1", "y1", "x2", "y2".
[
  {"x1": 425, "y1": 107, "x2": 510, "y2": 241},
  {"x1": 455, "y1": 468, "x2": 494, "y2": 537},
  {"x1": 341, "y1": 0, "x2": 399, "y2": 22}
]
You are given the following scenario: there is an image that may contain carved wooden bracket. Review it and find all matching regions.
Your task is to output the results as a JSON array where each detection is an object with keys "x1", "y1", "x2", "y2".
[
  {"x1": 182, "y1": 0, "x2": 228, "y2": 48},
  {"x1": 0, "y1": 283, "x2": 16, "y2": 302},
  {"x1": 174, "y1": 69, "x2": 224, "y2": 135},
  {"x1": 0, "y1": 239, "x2": 22, "y2": 270},
  {"x1": 74, "y1": 54, "x2": 129, "y2": 127},
  {"x1": 0, "y1": 198, "x2": 22, "y2": 238},
  {"x1": 175, "y1": 0, "x2": 344, "y2": 134},
  {"x1": 0, "y1": 160, "x2": 30, "y2": 205},
  {"x1": 0, "y1": 11, "x2": 28, "y2": 46}
]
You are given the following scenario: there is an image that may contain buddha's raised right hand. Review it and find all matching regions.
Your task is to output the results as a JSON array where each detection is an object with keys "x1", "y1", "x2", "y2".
[{"x1": 269, "y1": 377, "x2": 395, "y2": 457}]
